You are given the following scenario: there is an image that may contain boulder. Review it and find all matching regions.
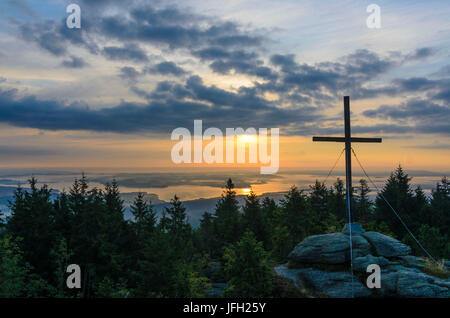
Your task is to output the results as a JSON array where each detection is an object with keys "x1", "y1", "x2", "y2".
[
  {"x1": 397, "y1": 255, "x2": 423, "y2": 263},
  {"x1": 362, "y1": 231, "x2": 411, "y2": 257},
  {"x1": 275, "y1": 225, "x2": 449, "y2": 298},
  {"x1": 288, "y1": 233, "x2": 371, "y2": 264},
  {"x1": 297, "y1": 268, "x2": 371, "y2": 298},
  {"x1": 274, "y1": 264, "x2": 305, "y2": 289},
  {"x1": 342, "y1": 223, "x2": 365, "y2": 235},
  {"x1": 380, "y1": 270, "x2": 449, "y2": 297},
  {"x1": 353, "y1": 254, "x2": 393, "y2": 272}
]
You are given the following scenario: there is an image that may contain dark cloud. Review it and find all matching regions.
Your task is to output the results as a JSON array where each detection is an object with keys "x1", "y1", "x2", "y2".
[
  {"x1": 432, "y1": 64, "x2": 450, "y2": 78},
  {"x1": 61, "y1": 56, "x2": 88, "y2": 68},
  {"x1": 102, "y1": 44, "x2": 149, "y2": 62},
  {"x1": 0, "y1": 77, "x2": 322, "y2": 134},
  {"x1": 363, "y1": 99, "x2": 449, "y2": 120},
  {"x1": 193, "y1": 48, "x2": 257, "y2": 61},
  {"x1": 18, "y1": 18, "x2": 98, "y2": 56},
  {"x1": 19, "y1": 20, "x2": 67, "y2": 56},
  {"x1": 0, "y1": 145, "x2": 58, "y2": 156},
  {"x1": 15, "y1": 2, "x2": 266, "y2": 85},
  {"x1": 256, "y1": 49, "x2": 401, "y2": 102},
  {"x1": 97, "y1": 6, "x2": 263, "y2": 50},
  {"x1": 432, "y1": 88, "x2": 450, "y2": 103},
  {"x1": 350, "y1": 76, "x2": 449, "y2": 100},
  {"x1": 118, "y1": 66, "x2": 142, "y2": 84},
  {"x1": 147, "y1": 61, "x2": 187, "y2": 76},
  {"x1": 192, "y1": 47, "x2": 275, "y2": 79},
  {"x1": 362, "y1": 99, "x2": 450, "y2": 135},
  {"x1": 393, "y1": 77, "x2": 437, "y2": 91},
  {"x1": 270, "y1": 54, "x2": 297, "y2": 72},
  {"x1": 404, "y1": 47, "x2": 436, "y2": 62}
]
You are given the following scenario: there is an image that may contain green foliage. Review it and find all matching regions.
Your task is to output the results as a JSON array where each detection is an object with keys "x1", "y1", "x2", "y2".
[
  {"x1": 354, "y1": 179, "x2": 373, "y2": 223},
  {"x1": 95, "y1": 276, "x2": 129, "y2": 298},
  {"x1": 242, "y1": 189, "x2": 270, "y2": 249},
  {"x1": 0, "y1": 235, "x2": 52, "y2": 297},
  {"x1": 223, "y1": 231, "x2": 273, "y2": 297},
  {"x1": 214, "y1": 179, "x2": 242, "y2": 247},
  {"x1": 131, "y1": 192, "x2": 156, "y2": 237},
  {"x1": 374, "y1": 166, "x2": 425, "y2": 238},
  {"x1": 280, "y1": 186, "x2": 317, "y2": 248},
  {"x1": 403, "y1": 224, "x2": 449, "y2": 259},
  {"x1": 0, "y1": 235, "x2": 30, "y2": 297}
]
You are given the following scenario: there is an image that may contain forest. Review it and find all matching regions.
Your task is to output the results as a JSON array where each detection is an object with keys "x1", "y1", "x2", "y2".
[{"x1": 0, "y1": 166, "x2": 448, "y2": 297}]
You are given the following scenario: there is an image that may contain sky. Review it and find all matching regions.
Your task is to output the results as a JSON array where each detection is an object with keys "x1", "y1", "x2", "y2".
[{"x1": 0, "y1": 0, "x2": 449, "y2": 198}]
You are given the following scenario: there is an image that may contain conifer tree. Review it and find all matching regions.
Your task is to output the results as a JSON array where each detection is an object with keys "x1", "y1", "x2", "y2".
[
  {"x1": 197, "y1": 212, "x2": 218, "y2": 257},
  {"x1": 214, "y1": 179, "x2": 242, "y2": 246},
  {"x1": 328, "y1": 178, "x2": 346, "y2": 221},
  {"x1": 354, "y1": 179, "x2": 373, "y2": 223},
  {"x1": 375, "y1": 166, "x2": 418, "y2": 238},
  {"x1": 131, "y1": 192, "x2": 156, "y2": 238},
  {"x1": 242, "y1": 190, "x2": 268, "y2": 248},
  {"x1": 281, "y1": 186, "x2": 316, "y2": 246},
  {"x1": 223, "y1": 231, "x2": 272, "y2": 297}
]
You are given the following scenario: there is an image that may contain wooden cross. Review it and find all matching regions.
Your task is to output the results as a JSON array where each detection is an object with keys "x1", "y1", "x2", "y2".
[{"x1": 313, "y1": 96, "x2": 382, "y2": 219}]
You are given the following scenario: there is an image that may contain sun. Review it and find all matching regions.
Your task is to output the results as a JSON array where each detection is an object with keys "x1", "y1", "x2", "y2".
[
  {"x1": 239, "y1": 134, "x2": 257, "y2": 144},
  {"x1": 242, "y1": 188, "x2": 251, "y2": 195}
]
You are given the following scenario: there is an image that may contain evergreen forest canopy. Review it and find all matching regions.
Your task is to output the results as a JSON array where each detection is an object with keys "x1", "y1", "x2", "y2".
[{"x1": 0, "y1": 166, "x2": 448, "y2": 297}]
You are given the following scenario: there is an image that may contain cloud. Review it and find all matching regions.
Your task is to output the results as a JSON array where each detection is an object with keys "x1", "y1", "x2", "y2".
[
  {"x1": 147, "y1": 61, "x2": 187, "y2": 76},
  {"x1": 118, "y1": 66, "x2": 142, "y2": 84},
  {"x1": 4, "y1": 0, "x2": 447, "y2": 139},
  {"x1": 102, "y1": 44, "x2": 149, "y2": 62},
  {"x1": 403, "y1": 47, "x2": 437, "y2": 62},
  {"x1": 270, "y1": 54, "x2": 297, "y2": 72},
  {"x1": 363, "y1": 99, "x2": 449, "y2": 120},
  {"x1": 404, "y1": 142, "x2": 450, "y2": 150},
  {"x1": 61, "y1": 56, "x2": 88, "y2": 68},
  {"x1": 0, "y1": 145, "x2": 58, "y2": 157},
  {"x1": 96, "y1": 5, "x2": 264, "y2": 50},
  {"x1": 18, "y1": 18, "x2": 99, "y2": 56},
  {"x1": 2, "y1": 43, "x2": 447, "y2": 137},
  {"x1": 432, "y1": 88, "x2": 450, "y2": 103},
  {"x1": 362, "y1": 99, "x2": 450, "y2": 135},
  {"x1": 0, "y1": 78, "x2": 323, "y2": 134},
  {"x1": 192, "y1": 47, "x2": 275, "y2": 79},
  {"x1": 431, "y1": 64, "x2": 450, "y2": 78}
]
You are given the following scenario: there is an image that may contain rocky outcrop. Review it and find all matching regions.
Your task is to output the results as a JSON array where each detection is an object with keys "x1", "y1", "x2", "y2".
[
  {"x1": 381, "y1": 269, "x2": 450, "y2": 297},
  {"x1": 353, "y1": 254, "x2": 396, "y2": 272},
  {"x1": 296, "y1": 268, "x2": 371, "y2": 298},
  {"x1": 275, "y1": 223, "x2": 449, "y2": 298},
  {"x1": 288, "y1": 232, "x2": 371, "y2": 264},
  {"x1": 361, "y1": 231, "x2": 411, "y2": 257}
]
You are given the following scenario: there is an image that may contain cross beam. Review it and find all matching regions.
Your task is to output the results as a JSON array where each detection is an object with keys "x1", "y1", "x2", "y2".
[{"x1": 313, "y1": 96, "x2": 382, "y2": 218}]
